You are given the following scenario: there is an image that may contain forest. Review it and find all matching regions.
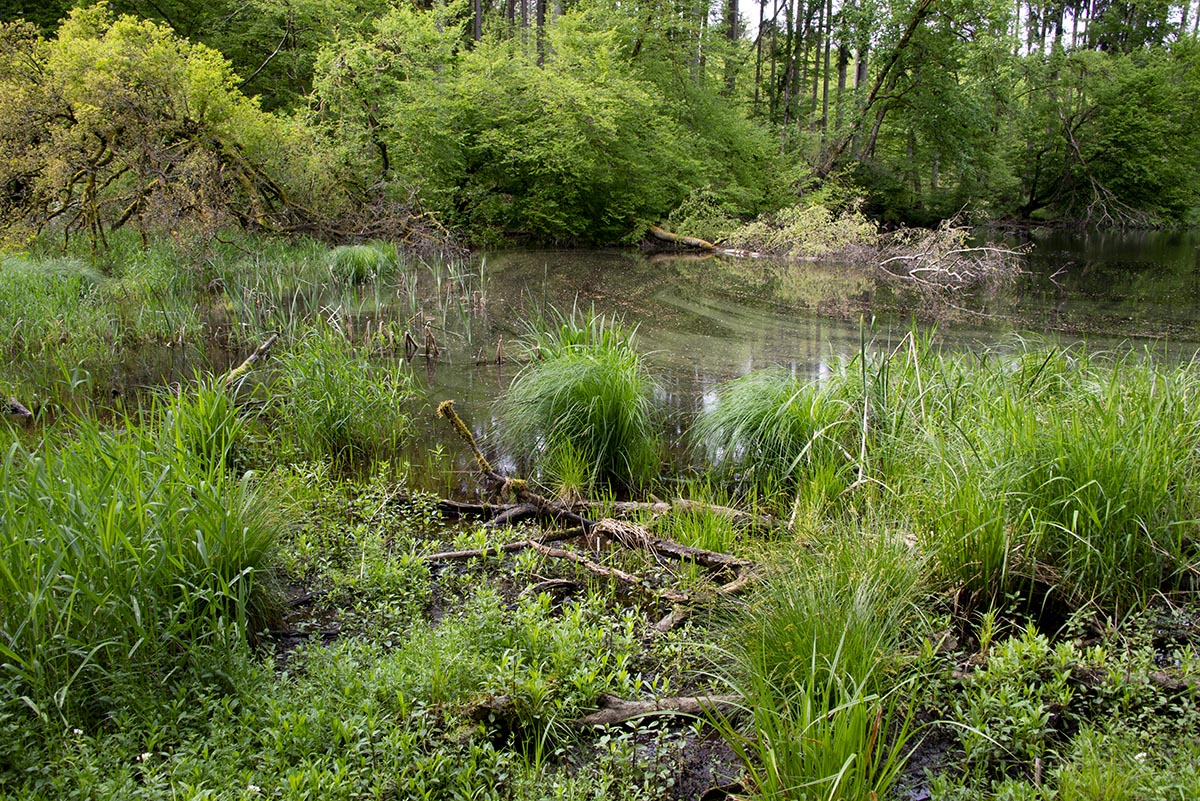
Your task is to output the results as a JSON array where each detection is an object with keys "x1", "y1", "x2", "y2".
[{"x1": 2, "y1": 0, "x2": 1199, "y2": 248}]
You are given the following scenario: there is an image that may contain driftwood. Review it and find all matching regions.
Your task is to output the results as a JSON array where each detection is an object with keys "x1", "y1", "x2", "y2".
[
  {"x1": 434, "y1": 400, "x2": 757, "y2": 631},
  {"x1": 576, "y1": 693, "x2": 742, "y2": 728},
  {"x1": 528, "y1": 539, "x2": 690, "y2": 605},
  {"x1": 647, "y1": 225, "x2": 762, "y2": 259},
  {"x1": 436, "y1": 496, "x2": 776, "y2": 538},
  {"x1": 224, "y1": 333, "x2": 278, "y2": 386},
  {"x1": 588, "y1": 499, "x2": 779, "y2": 536}
]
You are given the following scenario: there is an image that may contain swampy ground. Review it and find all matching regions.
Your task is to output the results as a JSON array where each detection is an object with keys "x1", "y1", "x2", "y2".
[{"x1": 2, "y1": 232, "x2": 1199, "y2": 801}]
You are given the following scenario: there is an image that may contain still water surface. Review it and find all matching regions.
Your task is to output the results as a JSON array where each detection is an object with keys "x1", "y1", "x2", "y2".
[{"x1": 411, "y1": 229, "x2": 1200, "y2": 453}]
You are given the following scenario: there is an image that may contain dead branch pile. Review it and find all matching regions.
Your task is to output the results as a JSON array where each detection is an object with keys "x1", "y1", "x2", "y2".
[
  {"x1": 875, "y1": 218, "x2": 1027, "y2": 292},
  {"x1": 430, "y1": 400, "x2": 759, "y2": 632}
]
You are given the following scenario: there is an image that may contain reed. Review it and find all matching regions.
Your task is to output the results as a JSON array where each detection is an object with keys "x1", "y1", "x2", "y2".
[
  {"x1": 711, "y1": 534, "x2": 925, "y2": 800},
  {"x1": 329, "y1": 242, "x2": 398, "y2": 285},
  {"x1": 867, "y1": 340, "x2": 1200, "y2": 609},
  {"x1": 273, "y1": 324, "x2": 414, "y2": 463}
]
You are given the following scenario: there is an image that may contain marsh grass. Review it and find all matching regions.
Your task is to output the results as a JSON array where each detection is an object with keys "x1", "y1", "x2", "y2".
[
  {"x1": 711, "y1": 533, "x2": 926, "y2": 800},
  {"x1": 498, "y1": 309, "x2": 660, "y2": 492},
  {"x1": 329, "y1": 242, "x2": 398, "y2": 284},
  {"x1": 272, "y1": 324, "x2": 414, "y2": 463},
  {"x1": 699, "y1": 333, "x2": 1200, "y2": 611},
  {"x1": 899, "y1": 346, "x2": 1200, "y2": 609},
  {"x1": 0, "y1": 388, "x2": 282, "y2": 727},
  {"x1": 692, "y1": 370, "x2": 855, "y2": 510}
]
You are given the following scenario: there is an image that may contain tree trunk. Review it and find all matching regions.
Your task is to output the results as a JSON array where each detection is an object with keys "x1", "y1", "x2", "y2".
[
  {"x1": 725, "y1": 0, "x2": 739, "y2": 94},
  {"x1": 754, "y1": 0, "x2": 767, "y2": 110},
  {"x1": 821, "y1": 0, "x2": 831, "y2": 134},
  {"x1": 818, "y1": 0, "x2": 935, "y2": 176},
  {"x1": 536, "y1": 0, "x2": 547, "y2": 65},
  {"x1": 836, "y1": 44, "x2": 849, "y2": 128}
]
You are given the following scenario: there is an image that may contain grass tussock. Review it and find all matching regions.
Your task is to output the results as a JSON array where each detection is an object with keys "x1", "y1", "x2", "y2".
[
  {"x1": 712, "y1": 533, "x2": 925, "y2": 800},
  {"x1": 273, "y1": 324, "x2": 414, "y2": 463},
  {"x1": 692, "y1": 370, "x2": 855, "y2": 505},
  {"x1": 498, "y1": 309, "x2": 660, "y2": 493},
  {"x1": 328, "y1": 242, "x2": 399, "y2": 284}
]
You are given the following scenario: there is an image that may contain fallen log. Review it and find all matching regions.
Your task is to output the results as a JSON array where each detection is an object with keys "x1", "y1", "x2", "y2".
[
  {"x1": 424, "y1": 527, "x2": 583, "y2": 561},
  {"x1": 648, "y1": 225, "x2": 720, "y2": 251},
  {"x1": 577, "y1": 693, "x2": 742, "y2": 728},
  {"x1": 224, "y1": 333, "x2": 278, "y2": 386},
  {"x1": 647, "y1": 226, "x2": 764, "y2": 259}
]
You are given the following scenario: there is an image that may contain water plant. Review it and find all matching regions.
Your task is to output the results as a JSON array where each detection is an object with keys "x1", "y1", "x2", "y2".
[
  {"x1": 497, "y1": 309, "x2": 660, "y2": 492},
  {"x1": 273, "y1": 324, "x2": 414, "y2": 463},
  {"x1": 692, "y1": 369, "x2": 855, "y2": 508}
]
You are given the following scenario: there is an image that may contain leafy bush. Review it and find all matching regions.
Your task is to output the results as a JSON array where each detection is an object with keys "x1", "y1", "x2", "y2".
[{"x1": 722, "y1": 203, "x2": 877, "y2": 258}]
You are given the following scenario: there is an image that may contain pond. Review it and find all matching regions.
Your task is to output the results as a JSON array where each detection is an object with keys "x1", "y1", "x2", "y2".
[{"x1": 409, "y1": 228, "x2": 1200, "y2": 472}]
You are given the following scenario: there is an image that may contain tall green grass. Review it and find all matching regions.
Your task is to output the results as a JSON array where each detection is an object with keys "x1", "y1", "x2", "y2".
[
  {"x1": 711, "y1": 534, "x2": 925, "y2": 800},
  {"x1": 328, "y1": 242, "x2": 399, "y2": 284},
  {"x1": 273, "y1": 325, "x2": 414, "y2": 463},
  {"x1": 698, "y1": 334, "x2": 1200, "y2": 611},
  {"x1": 691, "y1": 370, "x2": 855, "y2": 507},
  {"x1": 0, "y1": 387, "x2": 282, "y2": 727},
  {"x1": 497, "y1": 309, "x2": 660, "y2": 492}
]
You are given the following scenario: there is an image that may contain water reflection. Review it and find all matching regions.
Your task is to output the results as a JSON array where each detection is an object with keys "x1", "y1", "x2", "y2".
[{"x1": 395, "y1": 235, "x2": 1200, "y2": 478}]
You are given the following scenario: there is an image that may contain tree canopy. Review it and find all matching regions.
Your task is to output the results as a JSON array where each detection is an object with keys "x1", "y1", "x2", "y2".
[{"x1": 2, "y1": 0, "x2": 1198, "y2": 245}]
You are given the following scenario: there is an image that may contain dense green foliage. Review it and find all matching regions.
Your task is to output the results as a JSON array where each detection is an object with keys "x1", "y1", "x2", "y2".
[
  {"x1": 0, "y1": 388, "x2": 282, "y2": 727},
  {"x1": 695, "y1": 339, "x2": 1200, "y2": 609},
  {"x1": 2, "y1": 236, "x2": 1200, "y2": 800},
  {"x1": 4, "y1": 1, "x2": 1197, "y2": 245}
]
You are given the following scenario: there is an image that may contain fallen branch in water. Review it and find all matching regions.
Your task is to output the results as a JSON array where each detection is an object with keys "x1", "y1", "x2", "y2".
[
  {"x1": 875, "y1": 218, "x2": 1026, "y2": 292},
  {"x1": 224, "y1": 333, "x2": 278, "y2": 386}
]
